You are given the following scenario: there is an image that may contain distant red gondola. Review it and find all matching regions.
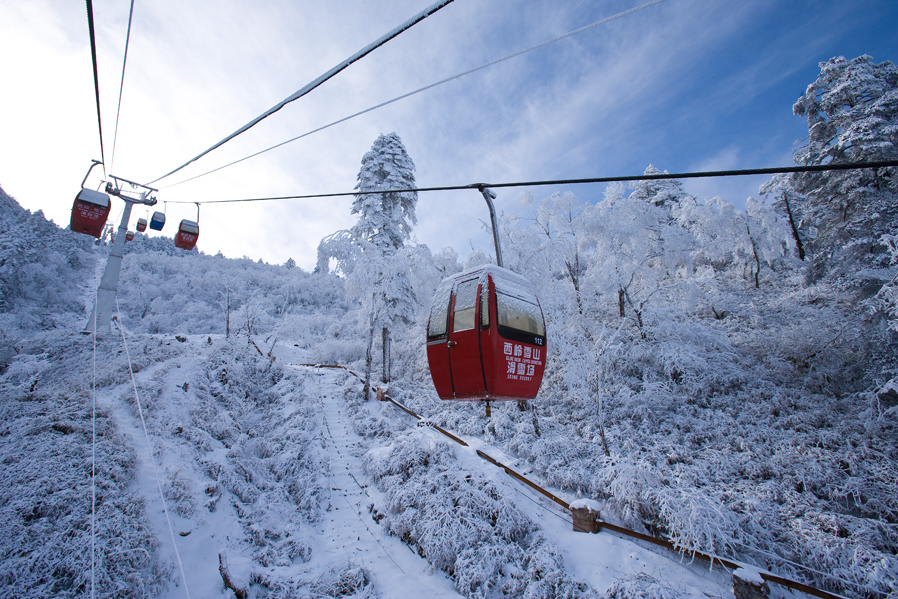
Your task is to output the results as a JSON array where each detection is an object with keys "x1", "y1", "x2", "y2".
[
  {"x1": 426, "y1": 265, "x2": 546, "y2": 401},
  {"x1": 70, "y1": 188, "x2": 111, "y2": 238},
  {"x1": 125, "y1": 231, "x2": 135, "y2": 242},
  {"x1": 136, "y1": 218, "x2": 147, "y2": 232},
  {"x1": 175, "y1": 219, "x2": 199, "y2": 250}
]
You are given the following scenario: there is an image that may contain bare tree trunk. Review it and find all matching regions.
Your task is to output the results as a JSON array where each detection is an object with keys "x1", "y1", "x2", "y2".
[
  {"x1": 381, "y1": 326, "x2": 390, "y2": 383},
  {"x1": 747, "y1": 222, "x2": 761, "y2": 289},
  {"x1": 621, "y1": 286, "x2": 645, "y2": 339},
  {"x1": 782, "y1": 192, "x2": 805, "y2": 260},
  {"x1": 595, "y1": 368, "x2": 611, "y2": 457},
  {"x1": 363, "y1": 294, "x2": 376, "y2": 401},
  {"x1": 565, "y1": 252, "x2": 583, "y2": 315},
  {"x1": 618, "y1": 287, "x2": 625, "y2": 318}
]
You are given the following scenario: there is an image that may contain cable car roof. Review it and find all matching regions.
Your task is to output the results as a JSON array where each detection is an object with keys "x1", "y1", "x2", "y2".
[
  {"x1": 178, "y1": 220, "x2": 199, "y2": 234},
  {"x1": 438, "y1": 264, "x2": 538, "y2": 301},
  {"x1": 76, "y1": 188, "x2": 110, "y2": 208}
]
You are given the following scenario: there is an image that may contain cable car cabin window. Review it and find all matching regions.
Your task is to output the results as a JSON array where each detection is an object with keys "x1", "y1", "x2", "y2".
[
  {"x1": 452, "y1": 278, "x2": 479, "y2": 333},
  {"x1": 427, "y1": 278, "x2": 454, "y2": 338},
  {"x1": 496, "y1": 291, "x2": 545, "y2": 346}
]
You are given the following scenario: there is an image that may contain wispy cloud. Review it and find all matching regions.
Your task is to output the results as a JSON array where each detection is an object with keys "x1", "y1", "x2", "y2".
[{"x1": 1, "y1": 0, "x2": 895, "y2": 269}]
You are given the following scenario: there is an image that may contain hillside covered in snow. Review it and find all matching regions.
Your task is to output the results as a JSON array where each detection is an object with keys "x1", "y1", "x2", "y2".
[{"x1": 1, "y1": 55, "x2": 897, "y2": 598}]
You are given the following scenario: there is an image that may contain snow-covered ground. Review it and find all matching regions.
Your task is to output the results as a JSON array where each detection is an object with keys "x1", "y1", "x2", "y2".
[{"x1": 80, "y1": 334, "x2": 733, "y2": 598}]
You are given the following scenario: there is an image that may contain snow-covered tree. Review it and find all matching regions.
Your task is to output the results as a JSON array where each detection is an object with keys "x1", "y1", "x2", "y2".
[
  {"x1": 787, "y1": 55, "x2": 898, "y2": 282},
  {"x1": 318, "y1": 133, "x2": 422, "y2": 399},
  {"x1": 351, "y1": 132, "x2": 418, "y2": 251}
]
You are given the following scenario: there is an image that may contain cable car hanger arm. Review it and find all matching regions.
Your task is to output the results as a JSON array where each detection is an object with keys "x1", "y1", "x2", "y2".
[
  {"x1": 106, "y1": 174, "x2": 158, "y2": 205},
  {"x1": 475, "y1": 185, "x2": 503, "y2": 268}
]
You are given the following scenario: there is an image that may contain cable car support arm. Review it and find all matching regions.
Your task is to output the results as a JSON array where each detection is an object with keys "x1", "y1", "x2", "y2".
[{"x1": 474, "y1": 185, "x2": 503, "y2": 268}]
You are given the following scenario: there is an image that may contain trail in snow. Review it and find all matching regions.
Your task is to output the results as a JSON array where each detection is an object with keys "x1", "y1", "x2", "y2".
[
  {"x1": 99, "y1": 353, "x2": 226, "y2": 599},
  {"x1": 305, "y1": 366, "x2": 462, "y2": 598}
]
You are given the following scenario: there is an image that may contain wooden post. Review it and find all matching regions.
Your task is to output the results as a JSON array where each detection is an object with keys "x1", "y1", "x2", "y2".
[
  {"x1": 733, "y1": 567, "x2": 769, "y2": 599},
  {"x1": 570, "y1": 499, "x2": 601, "y2": 533},
  {"x1": 219, "y1": 552, "x2": 248, "y2": 599}
]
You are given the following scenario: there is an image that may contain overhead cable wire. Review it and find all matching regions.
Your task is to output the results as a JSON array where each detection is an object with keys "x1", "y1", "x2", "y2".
[
  {"x1": 147, "y1": 0, "x2": 456, "y2": 186},
  {"x1": 163, "y1": 160, "x2": 898, "y2": 205},
  {"x1": 162, "y1": 0, "x2": 668, "y2": 190},
  {"x1": 85, "y1": 0, "x2": 107, "y2": 178},
  {"x1": 109, "y1": 0, "x2": 137, "y2": 175}
]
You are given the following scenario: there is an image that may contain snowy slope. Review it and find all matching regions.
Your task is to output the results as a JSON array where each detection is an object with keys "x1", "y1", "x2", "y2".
[{"x1": 2, "y1": 178, "x2": 896, "y2": 598}]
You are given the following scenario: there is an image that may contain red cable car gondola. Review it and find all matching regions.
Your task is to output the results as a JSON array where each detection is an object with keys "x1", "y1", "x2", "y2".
[
  {"x1": 175, "y1": 219, "x2": 199, "y2": 250},
  {"x1": 136, "y1": 217, "x2": 147, "y2": 232},
  {"x1": 70, "y1": 187, "x2": 111, "y2": 238},
  {"x1": 125, "y1": 231, "x2": 135, "y2": 242},
  {"x1": 426, "y1": 265, "x2": 546, "y2": 402}
]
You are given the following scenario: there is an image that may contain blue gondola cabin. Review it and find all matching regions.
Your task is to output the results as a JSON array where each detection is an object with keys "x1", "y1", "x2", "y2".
[{"x1": 149, "y1": 211, "x2": 165, "y2": 231}]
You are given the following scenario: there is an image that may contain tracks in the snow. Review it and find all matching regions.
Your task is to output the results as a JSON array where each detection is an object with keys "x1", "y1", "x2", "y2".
[{"x1": 310, "y1": 367, "x2": 461, "y2": 598}]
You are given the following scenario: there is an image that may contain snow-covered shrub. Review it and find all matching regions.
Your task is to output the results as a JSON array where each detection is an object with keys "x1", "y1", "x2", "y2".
[
  {"x1": 309, "y1": 562, "x2": 377, "y2": 598},
  {"x1": 0, "y1": 334, "x2": 166, "y2": 598},
  {"x1": 0, "y1": 186, "x2": 98, "y2": 366},
  {"x1": 249, "y1": 560, "x2": 379, "y2": 598},
  {"x1": 604, "y1": 573, "x2": 685, "y2": 599},
  {"x1": 365, "y1": 429, "x2": 594, "y2": 598}
]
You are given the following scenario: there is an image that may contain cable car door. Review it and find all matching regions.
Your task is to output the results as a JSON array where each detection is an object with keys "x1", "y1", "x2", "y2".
[{"x1": 447, "y1": 276, "x2": 486, "y2": 397}]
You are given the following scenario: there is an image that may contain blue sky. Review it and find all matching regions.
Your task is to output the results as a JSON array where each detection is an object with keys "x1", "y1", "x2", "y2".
[{"x1": 1, "y1": 0, "x2": 896, "y2": 270}]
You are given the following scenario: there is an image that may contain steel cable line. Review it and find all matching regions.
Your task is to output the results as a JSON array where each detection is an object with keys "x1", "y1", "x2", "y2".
[
  {"x1": 161, "y1": 0, "x2": 668, "y2": 190},
  {"x1": 85, "y1": 0, "x2": 107, "y2": 178},
  {"x1": 109, "y1": 0, "x2": 137, "y2": 175},
  {"x1": 162, "y1": 160, "x2": 898, "y2": 205},
  {"x1": 147, "y1": 0, "x2": 456, "y2": 186}
]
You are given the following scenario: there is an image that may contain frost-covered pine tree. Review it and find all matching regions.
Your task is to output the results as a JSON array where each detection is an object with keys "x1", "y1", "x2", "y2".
[
  {"x1": 787, "y1": 55, "x2": 898, "y2": 283},
  {"x1": 317, "y1": 133, "x2": 420, "y2": 398},
  {"x1": 352, "y1": 133, "x2": 419, "y2": 396},
  {"x1": 351, "y1": 132, "x2": 417, "y2": 251}
]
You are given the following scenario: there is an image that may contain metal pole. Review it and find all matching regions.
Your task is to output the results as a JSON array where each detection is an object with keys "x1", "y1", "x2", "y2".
[
  {"x1": 84, "y1": 200, "x2": 134, "y2": 333},
  {"x1": 478, "y1": 186, "x2": 503, "y2": 268}
]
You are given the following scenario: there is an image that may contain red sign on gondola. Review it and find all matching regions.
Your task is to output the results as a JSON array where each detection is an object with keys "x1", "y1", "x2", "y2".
[
  {"x1": 70, "y1": 188, "x2": 111, "y2": 238},
  {"x1": 426, "y1": 265, "x2": 546, "y2": 402}
]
